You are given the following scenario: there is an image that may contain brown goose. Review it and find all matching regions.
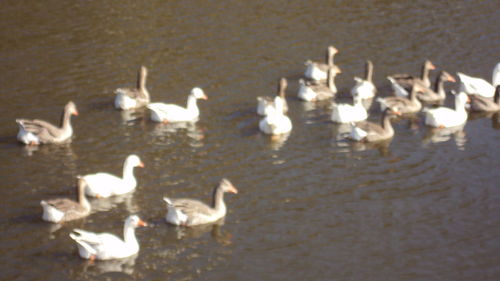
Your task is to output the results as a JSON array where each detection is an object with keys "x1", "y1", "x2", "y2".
[
  {"x1": 417, "y1": 71, "x2": 456, "y2": 104},
  {"x1": 41, "y1": 176, "x2": 91, "y2": 223},
  {"x1": 114, "y1": 66, "x2": 150, "y2": 110},
  {"x1": 298, "y1": 65, "x2": 341, "y2": 101},
  {"x1": 257, "y1": 78, "x2": 288, "y2": 115},
  {"x1": 348, "y1": 107, "x2": 401, "y2": 142},
  {"x1": 378, "y1": 82, "x2": 422, "y2": 114},
  {"x1": 390, "y1": 60, "x2": 436, "y2": 90},
  {"x1": 163, "y1": 178, "x2": 238, "y2": 226},
  {"x1": 16, "y1": 101, "x2": 78, "y2": 145},
  {"x1": 304, "y1": 46, "x2": 339, "y2": 81},
  {"x1": 469, "y1": 85, "x2": 500, "y2": 112}
]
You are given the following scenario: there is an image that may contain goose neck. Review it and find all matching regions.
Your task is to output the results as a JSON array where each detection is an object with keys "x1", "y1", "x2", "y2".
[
  {"x1": 381, "y1": 110, "x2": 394, "y2": 134},
  {"x1": 421, "y1": 62, "x2": 431, "y2": 82},
  {"x1": 60, "y1": 106, "x2": 73, "y2": 131},
  {"x1": 122, "y1": 160, "x2": 137, "y2": 184},
  {"x1": 435, "y1": 74, "x2": 446, "y2": 99},
  {"x1": 278, "y1": 81, "x2": 286, "y2": 99},
  {"x1": 365, "y1": 61, "x2": 373, "y2": 82},
  {"x1": 186, "y1": 94, "x2": 199, "y2": 114},
  {"x1": 211, "y1": 185, "x2": 227, "y2": 215},
  {"x1": 77, "y1": 181, "x2": 91, "y2": 211},
  {"x1": 123, "y1": 222, "x2": 139, "y2": 249}
]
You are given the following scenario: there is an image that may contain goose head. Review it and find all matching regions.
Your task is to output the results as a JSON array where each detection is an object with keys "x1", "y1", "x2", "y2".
[
  {"x1": 126, "y1": 154, "x2": 145, "y2": 168},
  {"x1": 440, "y1": 71, "x2": 456, "y2": 83},
  {"x1": 451, "y1": 90, "x2": 470, "y2": 106},
  {"x1": 219, "y1": 178, "x2": 238, "y2": 194},
  {"x1": 65, "y1": 101, "x2": 79, "y2": 116},
  {"x1": 328, "y1": 46, "x2": 339, "y2": 55},
  {"x1": 126, "y1": 215, "x2": 148, "y2": 228},
  {"x1": 191, "y1": 87, "x2": 208, "y2": 100},
  {"x1": 425, "y1": 60, "x2": 436, "y2": 71}
]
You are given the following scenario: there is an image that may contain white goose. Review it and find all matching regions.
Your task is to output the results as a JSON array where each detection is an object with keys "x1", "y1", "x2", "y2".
[
  {"x1": 41, "y1": 176, "x2": 90, "y2": 223},
  {"x1": 69, "y1": 215, "x2": 147, "y2": 260},
  {"x1": 351, "y1": 60, "x2": 376, "y2": 99},
  {"x1": 259, "y1": 96, "x2": 292, "y2": 135},
  {"x1": 147, "y1": 87, "x2": 208, "y2": 123},
  {"x1": 457, "y1": 63, "x2": 500, "y2": 98},
  {"x1": 114, "y1": 66, "x2": 150, "y2": 110},
  {"x1": 298, "y1": 65, "x2": 341, "y2": 101},
  {"x1": 425, "y1": 91, "x2": 470, "y2": 128},
  {"x1": 331, "y1": 93, "x2": 368, "y2": 123},
  {"x1": 163, "y1": 178, "x2": 238, "y2": 226},
  {"x1": 83, "y1": 154, "x2": 144, "y2": 198},
  {"x1": 304, "y1": 46, "x2": 338, "y2": 81}
]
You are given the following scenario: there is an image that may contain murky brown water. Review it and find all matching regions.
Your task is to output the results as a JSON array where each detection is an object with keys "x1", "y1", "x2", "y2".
[{"x1": 1, "y1": 1, "x2": 499, "y2": 280}]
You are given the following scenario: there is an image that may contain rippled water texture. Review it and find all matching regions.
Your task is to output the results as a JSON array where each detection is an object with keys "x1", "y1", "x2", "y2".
[{"x1": 0, "y1": 1, "x2": 499, "y2": 280}]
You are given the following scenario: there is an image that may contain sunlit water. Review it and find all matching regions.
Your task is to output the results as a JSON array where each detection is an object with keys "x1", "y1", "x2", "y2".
[{"x1": 0, "y1": 1, "x2": 498, "y2": 280}]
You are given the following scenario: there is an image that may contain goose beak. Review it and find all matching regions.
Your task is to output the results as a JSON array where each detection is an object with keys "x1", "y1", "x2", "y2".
[
  {"x1": 429, "y1": 62, "x2": 436, "y2": 70},
  {"x1": 229, "y1": 185, "x2": 238, "y2": 194},
  {"x1": 73, "y1": 111, "x2": 79, "y2": 116},
  {"x1": 201, "y1": 94, "x2": 208, "y2": 100},
  {"x1": 138, "y1": 162, "x2": 145, "y2": 168},
  {"x1": 448, "y1": 76, "x2": 456, "y2": 83},
  {"x1": 138, "y1": 219, "x2": 148, "y2": 227}
]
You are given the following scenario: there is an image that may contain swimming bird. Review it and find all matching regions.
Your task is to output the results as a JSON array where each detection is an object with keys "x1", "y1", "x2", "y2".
[
  {"x1": 163, "y1": 178, "x2": 238, "y2": 226},
  {"x1": 114, "y1": 66, "x2": 150, "y2": 110},
  {"x1": 40, "y1": 176, "x2": 91, "y2": 223},
  {"x1": 69, "y1": 215, "x2": 147, "y2": 260},
  {"x1": 16, "y1": 101, "x2": 78, "y2": 145},
  {"x1": 147, "y1": 87, "x2": 207, "y2": 123},
  {"x1": 83, "y1": 154, "x2": 144, "y2": 198}
]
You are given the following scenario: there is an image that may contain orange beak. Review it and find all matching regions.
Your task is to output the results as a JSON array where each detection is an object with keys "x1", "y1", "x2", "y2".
[
  {"x1": 138, "y1": 219, "x2": 148, "y2": 227},
  {"x1": 229, "y1": 186, "x2": 238, "y2": 194},
  {"x1": 73, "y1": 111, "x2": 79, "y2": 116},
  {"x1": 448, "y1": 76, "x2": 456, "y2": 83},
  {"x1": 429, "y1": 62, "x2": 436, "y2": 70},
  {"x1": 201, "y1": 94, "x2": 208, "y2": 100},
  {"x1": 138, "y1": 162, "x2": 145, "y2": 168}
]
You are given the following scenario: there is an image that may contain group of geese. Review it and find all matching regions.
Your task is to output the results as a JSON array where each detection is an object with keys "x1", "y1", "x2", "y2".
[
  {"x1": 15, "y1": 67, "x2": 236, "y2": 261},
  {"x1": 257, "y1": 46, "x2": 500, "y2": 142},
  {"x1": 14, "y1": 46, "x2": 500, "y2": 261}
]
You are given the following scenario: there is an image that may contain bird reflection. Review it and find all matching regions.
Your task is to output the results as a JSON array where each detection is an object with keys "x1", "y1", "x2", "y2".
[
  {"x1": 21, "y1": 142, "x2": 76, "y2": 159},
  {"x1": 172, "y1": 220, "x2": 233, "y2": 246},
  {"x1": 82, "y1": 253, "x2": 137, "y2": 275},
  {"x1": 422, "y1": 124, "x2": 467, "y2": 150},
  {"x1": 150, "y1": 122, "x2": 204, "y2": 147},
  {"x1": 267, "y1": 132, "x2": 290, "y2": 151},
  {"x1": 89, "y1": 192, "x2": 139, "y2": 213}
]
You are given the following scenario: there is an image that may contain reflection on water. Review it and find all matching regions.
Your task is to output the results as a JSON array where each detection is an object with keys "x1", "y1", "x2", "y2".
[
  {"x1": 334, "y1": 134, "x2": 392, "y2": 156},
  {"x1": 150, "y1": 122, "x2": 204, "y2": 148},
  {"x1": 84, "y1": 254, "x2": 138, "y2": 276},
  {"x1": 89, "y1": 192, "x2": 139, "y2": 213},
  {"x1": 266, "y1": 132, "x2": 291, "y2": 151},
  {"x1": 119, "y1": 109, "x2": 147, "y2": 125},
  {"x1": 422, "y1": 125, "x2": 467, "y2": 150},
  {"x1": 172, "y1": 220, "x2": 232, "y2": 246}
]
